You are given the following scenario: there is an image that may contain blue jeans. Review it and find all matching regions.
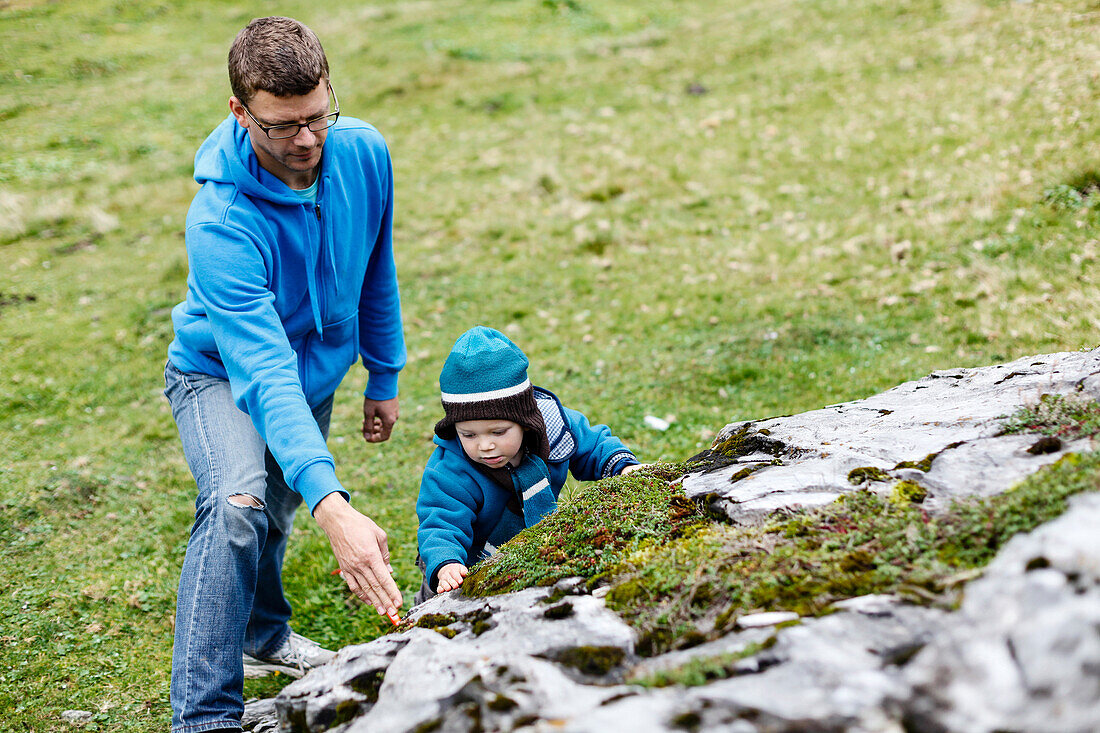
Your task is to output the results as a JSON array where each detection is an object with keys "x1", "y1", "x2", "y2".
[{"x1": 164, "y1": 362, "x2": 332, "y2": 732}]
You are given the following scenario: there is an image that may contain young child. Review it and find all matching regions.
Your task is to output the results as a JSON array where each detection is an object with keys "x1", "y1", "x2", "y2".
[{"x1": 415, "y1": 326, "x2": 644, "y2": 603}]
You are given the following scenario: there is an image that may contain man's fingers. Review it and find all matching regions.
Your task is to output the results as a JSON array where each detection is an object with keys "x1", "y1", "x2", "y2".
[
  {"x1": 343, "y1": 569, "x2": 389, "y2": 613},
  {"x1": 368, "y1": 569, "x2": 402, "y2": 612},
  {"x1": 379, "y1": 566, "x2": 402, "y2": 609},
  {"x1": 362, "y1": 398, "x2": 398, "y2": 444},
  {"x1": 362, "y1": 417, "x2": 387, "y2": 443},
  {"x1": 372, "y1": 553, "x2": 401, "y2": 608},
  {"x1": 361, "y1": 416, "x2": 378, "y2": 441},
  {"x1": 342, "y1": 561, "x2": 402, "y2": 614},
  {"x1": 362, "y1": 576, "x2": 389, "y2": 614},
  {"x1": 361, "y1": 402, "x2": 379, "y2": 441},
  {"x1": 365, "y1": 418, "x2": 392, "y2": 443}
]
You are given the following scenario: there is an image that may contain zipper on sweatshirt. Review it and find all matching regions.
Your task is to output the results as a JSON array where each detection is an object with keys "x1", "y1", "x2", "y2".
[{"x1": 314, "y1": 203, "x2": 327, "y2": 332}]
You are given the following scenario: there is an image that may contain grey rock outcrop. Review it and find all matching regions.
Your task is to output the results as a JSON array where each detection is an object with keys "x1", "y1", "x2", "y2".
[
  {"x1": 276, "y1": 585, "x2": 638, "y2": 732},
  {"x1": 682, "y1": 348, "x2": 1100, "y2": 518},
  {"x1": 245, "y1": 348, "x2": 1100, "y2": 733},
  {"x1": 900, "y1": 491, "x2": 1100, "y2": 733}
]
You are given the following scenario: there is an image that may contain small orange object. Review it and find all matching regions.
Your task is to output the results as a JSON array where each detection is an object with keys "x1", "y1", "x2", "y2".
[
  {"x1": 331, "y1": 568, "x2": 343, "y2": 575},
  {"x1": 386, "y1": 610, "x2": 401, "y2": 626}
]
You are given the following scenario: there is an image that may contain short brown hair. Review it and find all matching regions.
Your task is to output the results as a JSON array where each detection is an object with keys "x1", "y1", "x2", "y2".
[{"x1": 228, "y1": 16, "x2": 329, "y2": 105}]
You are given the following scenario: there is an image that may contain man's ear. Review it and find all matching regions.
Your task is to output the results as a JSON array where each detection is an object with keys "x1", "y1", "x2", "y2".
[{"x1": 228, "y1": 96, "x2": 249, "y2": 128}]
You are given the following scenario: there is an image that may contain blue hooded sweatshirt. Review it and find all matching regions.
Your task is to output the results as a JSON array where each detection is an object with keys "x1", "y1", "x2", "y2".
[
  {"x1": 168, "y1": 114, "x2": 405, "y2": 513},
  {"x1": 416, "y1": 388, "x2": 638, "y2": 590}
]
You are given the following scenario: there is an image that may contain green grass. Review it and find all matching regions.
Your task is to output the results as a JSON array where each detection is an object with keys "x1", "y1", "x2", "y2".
[{"x1": 1, "y1": 0, "x2": 1099, "y2": 729}]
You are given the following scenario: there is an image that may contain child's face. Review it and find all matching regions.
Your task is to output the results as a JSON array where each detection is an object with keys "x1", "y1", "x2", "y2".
[{"x1": 454, "y1": 419, "x2": 525, "y2": 469}]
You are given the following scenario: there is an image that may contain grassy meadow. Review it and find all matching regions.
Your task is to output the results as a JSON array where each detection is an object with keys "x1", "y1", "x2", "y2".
[{"x1": 1, "y1": 0, "x2": 1098, "y2": 729}]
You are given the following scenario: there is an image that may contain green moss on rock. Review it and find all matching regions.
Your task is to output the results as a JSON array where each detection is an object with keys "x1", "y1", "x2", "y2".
[
  {"x1": 670, "y1": 710, "x2": 702, "y2": 730},
  {"x1": 348, "y1": 669, "x2": 386, "y2": 703},
  {"x1": 890, "y1": 480, "x2": 928, "y2": 505},
  {"x1": 847, "y1": 466, "x2": 891, "y2": 485},
  {"x1": 729, "y1": 464, "x2": 767, "y2": 483},
  {"x1": 415, "y1": 613, "x2": 458, "y2": 629},
  {"x1": 461, "y1": 607, "x2": 495, "y2": 636},
  {"x1": 462, "y1": 463, "x2": 703, "y2": 597},
  {"x1": 607, "y1": 450, "x2": 1100, "y2": 656},
  {"x1": 681, "y1": 426, "x2": 790, "y2": 478},
  {"x1": 411, "y1": 718, "x2": 442, "y2": 733},
  {"x1": 893, "y1": 453, "x2": 938, "y2": 472},
  {"x1": 487, "y1": 694, "x2": 518, "y2": 712},
  {"x1": 709, "y1": 424, "x2": 786, "y2": 458},
  {"x1": 606, "y1": 577, "x2": 649, "y2": 606},
  {"x1": 555, "y1": 645, "x2": 625, "y2": 676},
  {"x1": 410, "y1": 612, "x2": 460, "y2": 638},
  {"x1": 332, "y1": 699, "x2": 363, "y2": 728},
  {"x1": 543, "y1": 601, "x2": 574, "y2": 620},
  {"x1": 632, "y1": 637, "x2": 778, "y2": 688}
]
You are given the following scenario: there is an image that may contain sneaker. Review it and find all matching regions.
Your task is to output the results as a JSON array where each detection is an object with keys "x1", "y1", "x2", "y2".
[{"x1": 243, "y1": 631, "x2": 336, "y2": 679}]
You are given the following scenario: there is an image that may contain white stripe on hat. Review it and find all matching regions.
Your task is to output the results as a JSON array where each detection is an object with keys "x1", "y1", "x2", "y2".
[
  {"x1": 441, "y1": 378, "x2": 531, "y2": 404},
  {"x1": 522, "y1": 478, "x2": 550, "y2": 502}
]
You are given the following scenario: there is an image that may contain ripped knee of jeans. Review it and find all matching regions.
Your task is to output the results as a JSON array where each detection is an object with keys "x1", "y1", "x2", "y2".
[{"x1": 226, "y1": 493, "x2": 265, "y2": 510}]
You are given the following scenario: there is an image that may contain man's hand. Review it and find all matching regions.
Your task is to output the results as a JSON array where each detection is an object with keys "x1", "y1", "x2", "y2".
[
  {"x1": 362, "y1": 397, "x2": 399, "y2": 443},
  {"x1": 314, "y1": 493, "x2": 402, "y2": 619},
  {"x1": 620, "y1": 463, "x2": 650, "y2": 475},
  {"x1": 436, "y1": 563, "x2": 468, "y2": 593}
]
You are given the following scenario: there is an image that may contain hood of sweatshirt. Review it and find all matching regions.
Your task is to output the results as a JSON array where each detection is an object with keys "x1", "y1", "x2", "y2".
[{"x1": 194, "y1": 116, "x2": 309, "y2": 205}]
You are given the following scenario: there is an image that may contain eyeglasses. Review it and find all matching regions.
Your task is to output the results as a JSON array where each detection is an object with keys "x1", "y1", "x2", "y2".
[{"x1": 242, "y1": 86, "x2": 340, "y2": 140}]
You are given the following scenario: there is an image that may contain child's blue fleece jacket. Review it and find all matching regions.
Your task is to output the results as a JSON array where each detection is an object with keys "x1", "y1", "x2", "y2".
[
  {"x1": 167, "y1": 114, "x2": 405, "y2": 512},
  {"x1": 416, "y1": 387, "x2": 638, "y2": 589}
]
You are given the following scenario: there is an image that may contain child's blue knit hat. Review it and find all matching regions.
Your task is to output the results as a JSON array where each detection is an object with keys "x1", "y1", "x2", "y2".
[{"x1": 435, "y1": 326, "x2": 548, "y2": 457}]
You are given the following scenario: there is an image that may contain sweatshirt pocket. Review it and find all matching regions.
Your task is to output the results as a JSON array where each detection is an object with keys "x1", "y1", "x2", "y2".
[{"x1": 298, "y1": 311, "x2": 358, "y2": 402}]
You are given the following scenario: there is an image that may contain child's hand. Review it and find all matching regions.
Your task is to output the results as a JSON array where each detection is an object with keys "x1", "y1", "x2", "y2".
[
  {"x1": 437, "y1": 563, "x2": 468, "y2": 593},
  {"x1": 620, "y1": 463, "x2": 650, "y2": 475}
]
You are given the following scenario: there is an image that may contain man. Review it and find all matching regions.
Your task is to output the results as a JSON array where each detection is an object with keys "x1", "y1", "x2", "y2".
[{"x1": 164, "y1": 16, "x2": 404, "y2": 732}]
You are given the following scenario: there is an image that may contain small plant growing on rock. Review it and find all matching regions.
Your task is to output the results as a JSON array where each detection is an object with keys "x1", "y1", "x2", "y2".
[{"x1": 1000, "y1": 393, "x2": 1100, "y2": 440}]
